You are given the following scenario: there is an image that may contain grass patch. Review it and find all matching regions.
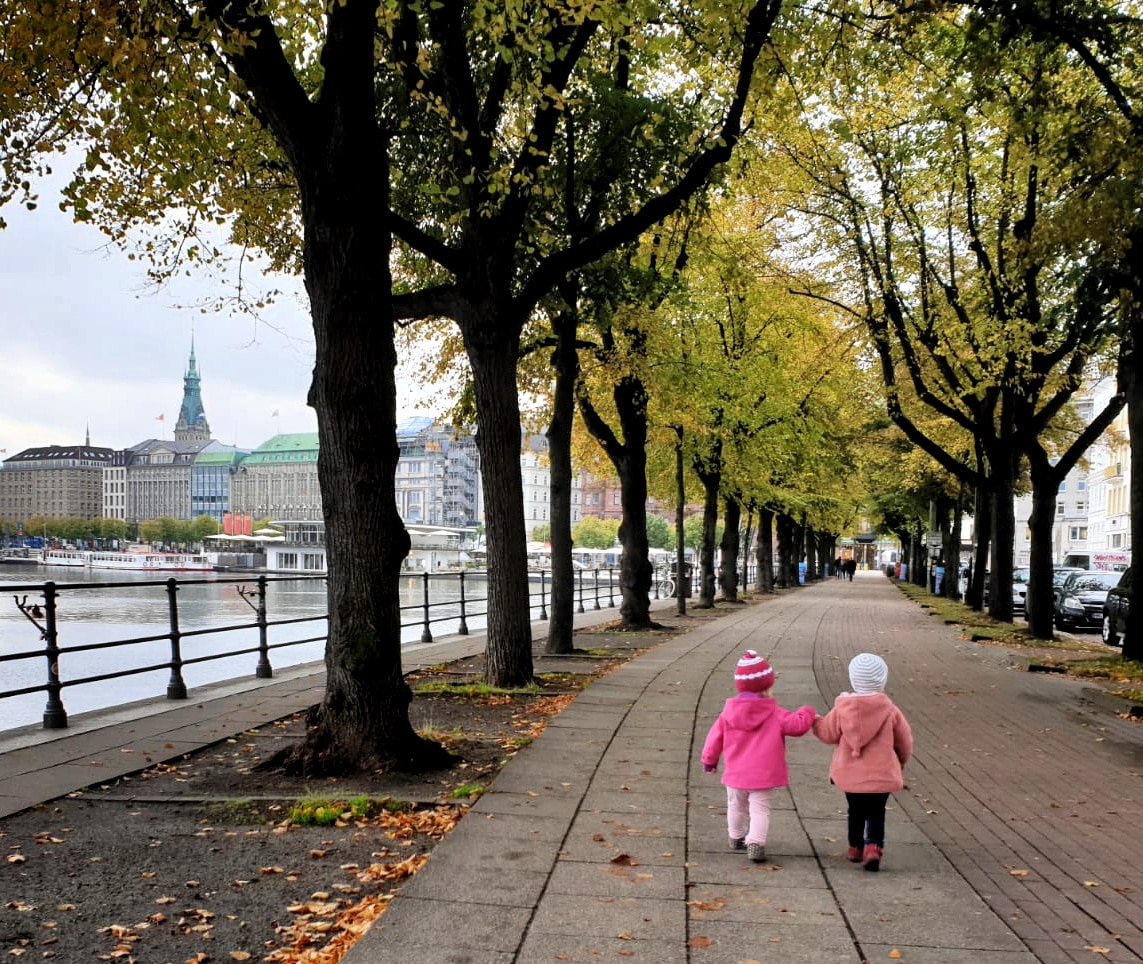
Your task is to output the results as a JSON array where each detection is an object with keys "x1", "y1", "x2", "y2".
[
  {"x1": 289, "y1": 794, "x2": 410, "y2": 825},
  {"x1": 893, "y1": 581, "x2": 1104, "y2": 650},
  {"x1": 412, "y1": 680, "x2": 542, "y2": 697},
  {"x1": 448, "y1": 783, "x2": 486, "y2": 800}
]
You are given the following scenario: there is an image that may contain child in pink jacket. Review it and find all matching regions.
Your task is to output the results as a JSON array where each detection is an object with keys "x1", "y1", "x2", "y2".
[
  {"x1": 813, "y1": 652, "x2": 913, "y2": 872},
  {"x1": 701, "y1": 651, "x2": 816, "y2": 863}
]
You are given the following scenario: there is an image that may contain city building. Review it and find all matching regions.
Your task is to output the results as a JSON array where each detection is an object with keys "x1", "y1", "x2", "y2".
[
  {"x1": 1086, "y1": 376, "x2": 1133, "y2": 568},
  {"x1": 0, "y1": 435, "x2": 113, "y2": 523},
  {"x1": 192, "y1": 443, "x2": 249, "y2": 525},
  {"x1": 229, "y1": 433, "x2": 321, "y2": 521},
  {"x1": 396, "y1": 417, "x2": 482, "y2": 526}
]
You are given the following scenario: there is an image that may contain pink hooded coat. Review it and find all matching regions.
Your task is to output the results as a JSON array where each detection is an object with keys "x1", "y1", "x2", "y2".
[
  {"x1": 813, "y1": 692, "x2": 913, "y2": 793},
  {"x1": 701, "y1": 695, "x2": 816, "y2": 791}
]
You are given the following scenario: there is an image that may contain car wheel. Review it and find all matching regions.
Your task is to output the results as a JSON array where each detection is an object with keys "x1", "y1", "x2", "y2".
[{"x1": 1102, "y1": 612, "x2": 1120, "y2": 647}]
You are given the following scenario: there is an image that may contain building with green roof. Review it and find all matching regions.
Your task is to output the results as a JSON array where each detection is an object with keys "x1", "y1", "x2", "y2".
[{"x1": 230, "y1": 433, "x2": 321, "y2": 521}]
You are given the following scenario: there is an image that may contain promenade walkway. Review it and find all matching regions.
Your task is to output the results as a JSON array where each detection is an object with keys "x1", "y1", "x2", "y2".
[{"x1": 2, "y1": 571, "x2": 1141, "y2": 962}]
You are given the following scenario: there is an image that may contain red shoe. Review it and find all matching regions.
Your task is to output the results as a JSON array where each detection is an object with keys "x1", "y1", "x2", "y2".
[
  {"x1": 863, "y1": 844, "x2": 882, "y2": 872},
  {"x1": 847, "y1": 846, "x2": 862, "y2": 862}
]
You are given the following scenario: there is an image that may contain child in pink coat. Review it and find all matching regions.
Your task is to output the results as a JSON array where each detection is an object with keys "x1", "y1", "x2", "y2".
[
  {"x1": 701, "y1": 651, "x2": 816, "y2": 863},
  {"x1": 813, "y1": 652, "x2": 913, "y2": 871}
]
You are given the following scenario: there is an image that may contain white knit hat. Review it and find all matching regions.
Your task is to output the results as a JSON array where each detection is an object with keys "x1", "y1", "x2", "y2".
[{"x1": 848, "y1": 653, "x2": 888, "y2": 694}]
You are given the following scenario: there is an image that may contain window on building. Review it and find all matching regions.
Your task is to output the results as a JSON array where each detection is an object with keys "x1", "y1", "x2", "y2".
[
  {"x1": 1077, "y1": 478, "x2": 1086, "y2": 490},
  {"x1": 1112, "y1": 532, "x2": 1124, "y2": 548},
  {"x1": 1056, "y1": 502, "x2": 1065, "y2": 516},
  {"x1": 1058, "y1": 480, "x2": 1067, "y2": 492},
  {"x1": 1070, "y1": 526, "x2": 1088, "y2": 541}
]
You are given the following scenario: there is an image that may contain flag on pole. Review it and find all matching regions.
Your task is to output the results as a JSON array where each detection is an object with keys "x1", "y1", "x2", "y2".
[
  {"x1": 271, "y1": 409, "x2": 279, "y2": 418},
  {"x1": 156, "y1": 414, "x2": 165, "y2": 422}
]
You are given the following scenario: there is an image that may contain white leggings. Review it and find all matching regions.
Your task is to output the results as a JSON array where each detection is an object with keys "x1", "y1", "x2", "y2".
[{"x1": 726, "y1": 786, "x2": 773, "y2": 845}]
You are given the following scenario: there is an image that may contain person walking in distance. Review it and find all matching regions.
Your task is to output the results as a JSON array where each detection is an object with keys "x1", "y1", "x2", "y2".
[
  {"x1": 813, "y1": 652, "x2": 913, "y2": 871},
  {"x1": 701, "y1": 651, "x2": 816, "y2": 863}
]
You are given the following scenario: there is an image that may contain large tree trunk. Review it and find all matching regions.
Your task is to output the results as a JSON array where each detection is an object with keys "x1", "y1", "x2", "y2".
[
  {"x1": 674, "y1": 428, "x2": 688, "y2": 616},
  {"x1": 775, "y1": 512, "x2": 794, "y2": 588},
  {"x1": 259, "y1": 9, "x2": 449, "y2": 773},
  {"x1": 544, "y1": 309, "x2": 579, "y2": 655},
  {"x1": 1026, "y1": 463, "x2": 1059, "y2": 639},
  {"x1": 968, "y1": 486, "x2": 992, "y2": 610},
  {"x1": 718, "y1": 495, "x2": 741, "y2": 601},
  {"x1": 467, "y1": 335, "x2": 535, "y2": 686},
  {"x1": 695, "y1": 465, "x2": 720, "y2": 607},
  {"x1": 1124, "y1": 300, "x2": 1142, "y2": 663},
  {"x1": 577, "y1": 374, "x2": 655, "y2": 629},
  {"x1": 987, "y1": 454, "x2": 1019, "y2": 623},
  {"x1": 755, "y1": 507, "x2": 775, "y2": 593}
]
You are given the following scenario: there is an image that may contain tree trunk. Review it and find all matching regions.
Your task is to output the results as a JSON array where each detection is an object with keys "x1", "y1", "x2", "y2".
[
  {"x1": 755, "y1": 507, "x2": 774, "y2": 593},
  {"x1": 1124, "y1": 301, "x2": 1142, "y2": 662},
  {"x1": 968, "y1": 486, "x2": 992, "y2": 610},
  {"x1": 1025, "y1": 462, "x2": 1059, "y2": 639},
  {"x1": 467, "y1": 334, "x2": 535, "y2": 686},
  {"x1": 271, "y1": 70, "x2": 448, "y2": 774},
  {"x1": 696, "y1": 466, "x2": 720, "y2": 607},
  {"x1": 804, "y1": 522, "x2": 817, "y2": 583},
  {"x1": 718, "y1": 495, "x2": 741, "y2": 601},
  {"x1": 741, "y1": 510, "x2": 754, "y2": 591},
  {"x1": 674, "y1": 427, "x2": 688, "y2": 616},
  {"x1": 986, "y1": 449, "x2": 1020, "y2": 623},
  {"x1": 578, "y1": 373, "x2": 655, "y2": 629},
  {"x1": 775, "y1": 512, "x2": 794, "y2": 588},
  {"x1": 544, "y1": 310, "x2": 579, "y2": 655}
]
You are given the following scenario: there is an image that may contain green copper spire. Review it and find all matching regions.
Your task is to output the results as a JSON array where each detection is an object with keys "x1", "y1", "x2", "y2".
[{"x1": 175, "y1": 334, "x2": 211, "y2": 442}]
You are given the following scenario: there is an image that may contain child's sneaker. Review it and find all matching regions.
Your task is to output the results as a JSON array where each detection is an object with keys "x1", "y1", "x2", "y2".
[
  {"x1": 847, "y1": 846, "x2": 862, "y2": 862},
  {"x1": 863, "y1": 844, "x2": 882, "y2": 872},
  {"x1": 729, "y1": 836, "x2": 746, "y2": 852},
  {"x1": 747, "y1": 843, "x2": 766, "y2": 863}
]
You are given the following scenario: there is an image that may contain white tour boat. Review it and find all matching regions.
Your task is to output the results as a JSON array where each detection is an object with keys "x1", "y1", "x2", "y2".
[{"x1": 41, "y1": 549, "x2": 214, "y2": 572}]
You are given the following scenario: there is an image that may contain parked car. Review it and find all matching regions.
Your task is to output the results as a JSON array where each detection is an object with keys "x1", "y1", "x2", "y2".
[
  {"x1": 1101, "y1": 566, "x2": 1133, "y2": 647},
  {"x1": 1051, "y1": 567, "x2": 1086, "y2": 606},
  {"x1": 1054, "y1": 570, "x2": 1123, "y2": 632},
  {"x1": 1012, "y1": 567, "x2": 1031, "y2": 614}
]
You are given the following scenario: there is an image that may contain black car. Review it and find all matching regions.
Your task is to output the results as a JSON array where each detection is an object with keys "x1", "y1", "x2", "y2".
[
  {"x1": 1101, "y1": 566, "x2": 1133, "y2": 647},
  {"x1": 1054, "y1": 570, "x2": 1123, "y2": 632}
]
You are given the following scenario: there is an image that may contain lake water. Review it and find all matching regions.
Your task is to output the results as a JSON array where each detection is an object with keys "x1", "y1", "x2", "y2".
[{"x1": 0, "y1": 565, "x2": 540, "y2": 733}]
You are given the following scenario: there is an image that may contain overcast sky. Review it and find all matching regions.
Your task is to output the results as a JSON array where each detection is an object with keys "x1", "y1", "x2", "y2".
[{"x1": 0, "y1": 190, "x2": 436, "y2": 457}]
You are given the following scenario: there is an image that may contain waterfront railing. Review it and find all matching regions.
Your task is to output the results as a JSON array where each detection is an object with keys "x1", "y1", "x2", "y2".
[{"x1": 1, "y1": 566, "x2": 689, "y2": 731}]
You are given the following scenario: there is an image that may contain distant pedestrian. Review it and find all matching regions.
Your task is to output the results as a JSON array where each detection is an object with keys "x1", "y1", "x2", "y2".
[
  {"x1": 701, "y1": 651, "x2": 816, "y2": 863},
  {"x1": 846, "y1": 558, "x2": 857, "y2": 581},
  {"x1": 813, "y1": 653, "x2": 913, "y2": 872}
]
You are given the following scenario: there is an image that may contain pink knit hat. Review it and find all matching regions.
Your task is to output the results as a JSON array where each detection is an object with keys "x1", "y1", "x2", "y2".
[{"x1": 734, "y1": 650, "x2": 775, "y2": 693}]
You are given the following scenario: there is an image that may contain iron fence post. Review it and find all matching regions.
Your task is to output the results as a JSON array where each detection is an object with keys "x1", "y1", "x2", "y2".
[
  {"x1": 458, "y1": 570, "x2": 469, "y2": 635},
  {"x1": 593, "y1": 570, "x2": 601, "y2": 610},
  {"x1": 255, "y1": 575, "x2": 272, "y2": 678},
  {"x1": 421, "y1": 571, "x2": 433, "y2": 642},
  {"x1": 41, "y1": 582, "x2": 67, "y2": 729},
  {"x1": 576, "y1": 570, "x2": 585, "y2": 614},
  {"x1": 608, "y1": 568, "x2": 615, "y2": 608},
  {"x1": 165, "y1": 578, "x2": 187, "y2": 699},
  {"x1": 539, "y1": 570, "x2": 548, "y2": 620}
]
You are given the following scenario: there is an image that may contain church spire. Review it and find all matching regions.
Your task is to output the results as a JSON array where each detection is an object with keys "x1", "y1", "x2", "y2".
[{"x1": 174, "y1": 333, "x2": 211, "y2": 442}]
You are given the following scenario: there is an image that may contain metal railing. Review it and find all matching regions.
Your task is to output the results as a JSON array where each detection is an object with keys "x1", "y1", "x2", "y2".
[{"x1": 2, "y1": 566, "x2": 645, "y2": 731}]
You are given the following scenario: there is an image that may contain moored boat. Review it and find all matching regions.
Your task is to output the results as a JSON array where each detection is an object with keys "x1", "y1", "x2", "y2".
[{"x1": 41, "y1": 549, "x2": 214, "y2": 572}]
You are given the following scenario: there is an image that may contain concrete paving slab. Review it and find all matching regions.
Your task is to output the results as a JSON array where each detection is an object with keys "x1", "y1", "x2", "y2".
[
  {"x1": 685, "y1": 918, "x2": 856, "y2": 962},
  {"x1": 577, "y1": 787, "x2": 687, "y2": 815},
  {"x1": 685, "y1": 881, "x2": 846, "y2": 926},
  {"x1": 686, "y1": 853, "x2": 832, "y2": 889},
  {"x1": 543, "y1": 857, "x2": 684, "y2": 898},
  {"x1": 526, "y1": 892, "x2": 686, "y2": 942},
  {"x1": 515, "y1": 934, "x2": 687, "y2": 963},
  {"x1": 861, "y1": 945, "x2": 1039, "y2": 963},
  {"x1": 346, "y1": 894, "x2": 531, "y2": 957},
  {"x1": 471, "y1": 789, "x2": 582, "y2": 821}
]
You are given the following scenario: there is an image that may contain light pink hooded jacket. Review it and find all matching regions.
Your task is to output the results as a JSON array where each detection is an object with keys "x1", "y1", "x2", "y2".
[
  {"x1": 701, "y1": 694, "x2": 816, "y2": 791},
  {"x1": 813, "y1": 693, "x2": 913, "y2": 793}
]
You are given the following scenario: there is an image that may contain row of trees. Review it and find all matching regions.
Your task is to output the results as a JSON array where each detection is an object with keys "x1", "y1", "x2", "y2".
[
  {"x1": 2, "y1": 516, "x2": 227, "y2": 546},
  {"x1": 3, "y1": 0, "x2": 1138, "y2": 777}
]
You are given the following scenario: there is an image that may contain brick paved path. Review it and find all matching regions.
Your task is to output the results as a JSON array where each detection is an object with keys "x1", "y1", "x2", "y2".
[{"x1": 797, "y1": 572, "x2": 1143, "y2": 962}]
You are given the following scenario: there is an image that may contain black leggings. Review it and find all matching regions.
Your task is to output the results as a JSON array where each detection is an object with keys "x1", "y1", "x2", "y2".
[{"x1": 845, "y1": 791, "x2": 890, "y2": 848}]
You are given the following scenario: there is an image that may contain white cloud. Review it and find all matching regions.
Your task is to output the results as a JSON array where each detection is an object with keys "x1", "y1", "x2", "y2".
[{"x1": 1, "y1": 176, "x2": 455, "y2": 460}]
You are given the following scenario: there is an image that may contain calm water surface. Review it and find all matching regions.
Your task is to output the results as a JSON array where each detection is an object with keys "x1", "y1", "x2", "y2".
[{"x1": 0, "y1": 565, "x2": 519, "y2": 733}]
